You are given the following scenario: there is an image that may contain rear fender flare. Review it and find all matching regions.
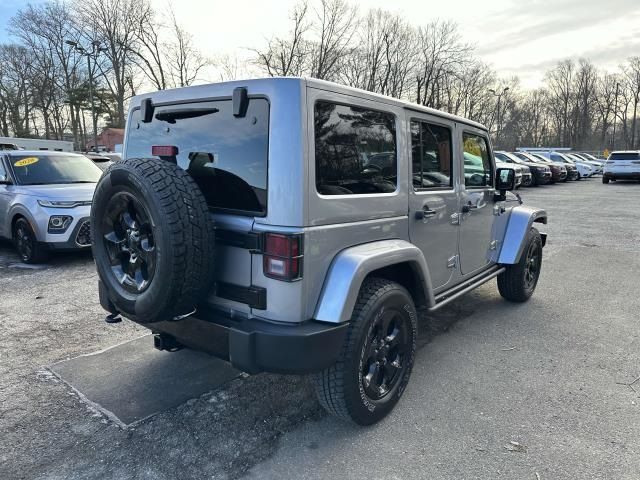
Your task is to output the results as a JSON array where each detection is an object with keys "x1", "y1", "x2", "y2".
[{"x1": 313, "y1": 239, "x2": 435, "y2": 324}]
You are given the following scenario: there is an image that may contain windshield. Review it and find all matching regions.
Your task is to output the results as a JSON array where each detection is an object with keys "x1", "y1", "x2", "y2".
[
  {"x1": 126, "y1": 98, "x2": 269, "y2": 215},
  {"x1": 9, "y1": 154, "x2": 102, "y2": 185}
]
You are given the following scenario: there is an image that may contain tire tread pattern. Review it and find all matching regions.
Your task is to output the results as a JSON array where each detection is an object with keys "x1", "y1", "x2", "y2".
[
  {"x1": 95, "y1": 157, "x2": 215, "y2": 322},
  {"x1": 312, "y1": 278, "x2": 406, "y2": 422}
]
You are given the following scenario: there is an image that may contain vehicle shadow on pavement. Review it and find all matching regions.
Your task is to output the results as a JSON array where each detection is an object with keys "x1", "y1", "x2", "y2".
[
  {"x1": 15, "y1": 288, "x2": 500, "y2": 480},
  {"x1": 0, "y1": 239, "x2": 93, "y2": 275}
]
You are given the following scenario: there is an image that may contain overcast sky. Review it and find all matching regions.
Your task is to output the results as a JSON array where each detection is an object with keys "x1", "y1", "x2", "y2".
[{"x1": 1, "y1": 0, "x2": 639, "y2": 87}]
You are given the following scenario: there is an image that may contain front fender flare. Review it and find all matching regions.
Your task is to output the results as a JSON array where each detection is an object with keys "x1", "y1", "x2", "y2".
[
  {"x1": 314, "y1": 239, "x2": 435, "y2": 324},
  {"x1": 498, "y1": 206, "x2": 547, "y2": 264}
]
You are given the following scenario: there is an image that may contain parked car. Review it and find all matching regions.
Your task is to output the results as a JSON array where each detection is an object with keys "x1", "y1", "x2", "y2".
[
  {"x1": 534, "y1": 151, "x2": 590, "y2": 179},
  {"x1": 0, "y1": 142, "x2": 20, "y2": 151},
  {"x1": 549, "y1": 152, "x2": 593, "y2": 179},
  {"x1": 526, "y1": 152, "x2": 570, "y2": 182},
  {"x1": 578, "y1": 152, "x2": 606, "y2": 165},
  {"x1": 91, "y1": 78, "x2": 547, "y2": 425},
  {"x1": 83, "y1": 153, "x2": 113, "y2": 171},
  {"x1": 0, "y1": 151, "x2": 100, "y2": 263},
  {"x1": 567, "y1": 153, "x2": 602, "y2": 174},
  {"x1": 603, "y1": 150, "x2": 640, "y2": 183},
  {"x1": 495, "y1": 151, "x2": 549, "y2": 186},
  {"x1": 495, "y1": 159, "x2": 524, "y2": 188}
]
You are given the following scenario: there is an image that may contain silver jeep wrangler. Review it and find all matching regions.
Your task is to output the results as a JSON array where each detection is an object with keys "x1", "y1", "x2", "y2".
[{"x1": 92, "y1": 78, "x2": 547, "y2": 425}]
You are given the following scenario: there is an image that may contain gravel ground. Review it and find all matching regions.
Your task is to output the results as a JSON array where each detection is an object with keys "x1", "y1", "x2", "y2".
[{"x1": 1, "y1": 177, "x2": 639, "y2": 479}]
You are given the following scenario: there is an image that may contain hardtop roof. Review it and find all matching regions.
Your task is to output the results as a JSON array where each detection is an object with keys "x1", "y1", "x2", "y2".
[{"x1": 131, "y1": 77, "x2": 488, "y2": 132}]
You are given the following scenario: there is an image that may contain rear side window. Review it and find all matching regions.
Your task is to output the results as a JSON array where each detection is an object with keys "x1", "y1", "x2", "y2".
[
  {"x1": 126, "y1": 98, "x2": 269, "y2": 215},
  {"x1": 463, "y1": 132, "x2": 492, "y2": 187},
  {"x1": 610, "y1": 152, "x2": 640, "y2": 160},
  {"x1": 410, "y1": 120, "x2": 452, "y2": 189},
  {"x1": 315, "y1": 101, "x2": 397, "y2": 195}
]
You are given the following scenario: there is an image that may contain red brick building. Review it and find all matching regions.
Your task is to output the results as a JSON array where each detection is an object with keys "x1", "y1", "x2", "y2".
[{"x1": 88, "y1": 128, "x2": 124, "y2": 152}]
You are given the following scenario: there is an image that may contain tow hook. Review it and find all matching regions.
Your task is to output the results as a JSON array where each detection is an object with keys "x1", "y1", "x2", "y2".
[{"x1": 153, "y1": 333, "x2": 183, "y2": 352}]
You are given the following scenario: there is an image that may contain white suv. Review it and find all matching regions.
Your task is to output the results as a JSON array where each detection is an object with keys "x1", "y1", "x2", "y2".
[{"x1": 603, "y1": 151, "x2": 640, "y2": 183}]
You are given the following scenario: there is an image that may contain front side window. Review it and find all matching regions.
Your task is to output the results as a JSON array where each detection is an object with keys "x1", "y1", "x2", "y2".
[
  {"x1": 463, "y1": 133, "x2": 492, "y2": 187},
  {"x1": 315, "y1": 101, "x2": 397, "y2": 195},
  {"x1": 126, "y1": 98, "x2": 269, "y2": 215},
  {"x1": 410, "y1": 120, "x2": 452, "y2": 189}
]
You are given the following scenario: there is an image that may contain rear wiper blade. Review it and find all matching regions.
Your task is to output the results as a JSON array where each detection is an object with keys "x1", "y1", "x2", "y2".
[{"x1": 155, "y1": 107, "x2": 219, "y2": 123}]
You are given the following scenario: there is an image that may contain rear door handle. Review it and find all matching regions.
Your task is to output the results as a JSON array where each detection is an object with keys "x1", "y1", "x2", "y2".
[{"x1": 415, "y1": 205, "x2": 437, "y2": 220}]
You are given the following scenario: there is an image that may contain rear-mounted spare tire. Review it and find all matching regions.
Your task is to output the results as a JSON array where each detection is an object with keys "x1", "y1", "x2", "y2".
[{"x1": 91, "y1": 157, "x2": 215, "y2": 323}]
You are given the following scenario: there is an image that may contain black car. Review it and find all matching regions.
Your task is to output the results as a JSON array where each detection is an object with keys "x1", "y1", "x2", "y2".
[{"x1": 495, "y1": 151, "x2": 551, "y2": 186}]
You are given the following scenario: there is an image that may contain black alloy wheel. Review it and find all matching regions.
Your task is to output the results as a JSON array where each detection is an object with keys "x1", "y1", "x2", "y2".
[
  {"x1": 313, "y1": 278, "x2": 417, "y2": 425},
  {"x1": 13, "y1": 218, "x2": 48, "y2": 264},
  {"x1": 102, "y1": 192, "x2": 156, "y2": 293},
  {"x1": 361, "y1": 309, "x2": 411, "y2": 401},
  {"x1": 497, "y1": 227, "x2": 543, "y2": 302},
  {"x1": 523, "y1": 239, "x2": 542, "y2": 291}
]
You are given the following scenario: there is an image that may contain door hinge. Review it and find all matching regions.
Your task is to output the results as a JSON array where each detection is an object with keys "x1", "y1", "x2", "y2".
[
  {"x1": 490, "y1": 240, "x2": 499, "y2": 250},
  {"x1": 450, "y1": 213, "x2": 461, "y2": 225},
  {"x1": 447, "y1": 255, "x2": 458, "y2": 268}
]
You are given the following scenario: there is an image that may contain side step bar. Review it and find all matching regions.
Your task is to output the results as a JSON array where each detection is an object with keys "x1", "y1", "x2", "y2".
[{"x1": 428, "y1": 266, "x2": 506, "y2": 312}]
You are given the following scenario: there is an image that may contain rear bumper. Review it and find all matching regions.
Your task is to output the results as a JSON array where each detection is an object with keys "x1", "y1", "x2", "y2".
[
  {"x1": 604, "y1": 172, "x2": 640, "y2": 180},
  {"x1": 100, "y1": 288, "x2": 349, "y2": 374}
]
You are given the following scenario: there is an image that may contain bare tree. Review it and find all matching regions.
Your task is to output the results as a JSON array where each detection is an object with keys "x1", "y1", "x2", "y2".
[
  {"x1": 622, "y1": 56, "x2": 640, "y2": 149},
  {"x1": 309, "y1": 0, "x2": 358, "y2": 80},
  {"x1": 75, "y1": 0, "x2": 146, "y2": 128},
  {"x1": 165, "y1": 11, "x2": 210, "y2": 88},
  {"x1": 254, "y1": 1, "x2": 310, "y2": 77},
  {"x1": 414, "y1": 20, "x2": 471, "y2": 109},
  {"x1": 595, "y1": 73, "x2": 619, "y2": 148}
]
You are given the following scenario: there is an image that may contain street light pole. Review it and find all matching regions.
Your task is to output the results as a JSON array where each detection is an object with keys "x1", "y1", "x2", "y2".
[
  {"x1": 65, "y1": 39, "x2": 107, "y2": 152},
  {"x1": 612, "y1": 82, "x2": 620, "y2": 151},
  {"x1": 489, "y1": 87, "x2": 510, "y2": 147}
]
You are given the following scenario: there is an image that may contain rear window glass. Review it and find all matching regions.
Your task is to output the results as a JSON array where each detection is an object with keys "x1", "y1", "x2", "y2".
[
  {"x1": 314, "y1": 101, "x2": 397, "y2": 195},
  {"x1": 610, "y1": 152, "x2": 640, "y2": 160},
  {"x1": 126, "y1": 98, "x2": 269, "y2": 215}
]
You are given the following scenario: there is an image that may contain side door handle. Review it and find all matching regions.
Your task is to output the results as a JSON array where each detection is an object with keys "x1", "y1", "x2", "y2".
[
  {"x1": 462, "y1": 200, "x2": 486, "y2": 213},
  {"x1": 415, "y1": 205, "x2": 437, "y2": 220}
]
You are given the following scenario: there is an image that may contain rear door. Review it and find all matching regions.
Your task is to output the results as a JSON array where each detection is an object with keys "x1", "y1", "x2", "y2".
[
  {"x1": 124, "y1": 97, "x2": 270, "y2": 315},
  {"x1": 408, "y1": 114, "x2": 459, "y2": 290},
  {"x1": 458, "y1": 128, "x2": 495, "y2": 276}
]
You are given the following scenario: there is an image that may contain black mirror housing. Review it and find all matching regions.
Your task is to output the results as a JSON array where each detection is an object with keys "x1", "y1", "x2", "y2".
[{"x1": 495, "y1": 167, "x2": 515, "y2": 199}]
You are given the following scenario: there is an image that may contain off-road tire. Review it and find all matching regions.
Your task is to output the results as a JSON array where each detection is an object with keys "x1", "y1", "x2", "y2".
[
  {"x1": 312, "y1": 278, "x2": 417, "y2": 425},
  {"x1": 498, "y1": 227, "x2": 543, "y2": 302},
  {"x1": 13, "y1": 217, "x2": 48, "y2": 264},
  {"x1": 91, "y1": 157, "x2": 215, "y2": 323}
]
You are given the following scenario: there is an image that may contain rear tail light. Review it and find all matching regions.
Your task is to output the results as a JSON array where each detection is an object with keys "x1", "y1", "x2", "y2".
[
  {"x1": 152, "y1": 145, "x2": 179, "y2": 157},
  {"x1": 263, "y1": 233, "x2": 303, "y2": 281}
]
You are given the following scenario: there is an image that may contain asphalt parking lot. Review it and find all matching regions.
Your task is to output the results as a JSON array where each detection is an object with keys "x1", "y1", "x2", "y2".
[{"x1": 1, "y1": 177, "x2": 639, "y2": 480}]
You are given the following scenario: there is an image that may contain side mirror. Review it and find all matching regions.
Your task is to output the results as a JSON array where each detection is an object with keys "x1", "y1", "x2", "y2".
[
  {"x1": 494, "y1": 167, "x2": 515, "y2": 200},
  {"x1": 0, "y1": 174, "x2": 11, "y2": 185}
]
